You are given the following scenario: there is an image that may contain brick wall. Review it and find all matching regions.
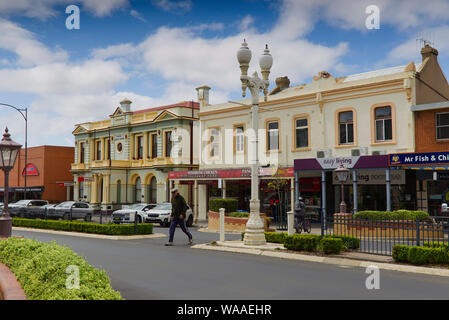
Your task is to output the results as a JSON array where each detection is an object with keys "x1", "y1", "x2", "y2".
[{"x1": 415, "y1": 108, "x2": 449, "y2": 152}]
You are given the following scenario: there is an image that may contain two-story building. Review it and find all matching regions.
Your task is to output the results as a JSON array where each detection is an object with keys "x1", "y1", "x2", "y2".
[
  {"x1": 170, "y1": 44, "x2": 449, "y2": 222},
  {"x1": 71, "y1": 99, "x2": 199, "y2": 210}
]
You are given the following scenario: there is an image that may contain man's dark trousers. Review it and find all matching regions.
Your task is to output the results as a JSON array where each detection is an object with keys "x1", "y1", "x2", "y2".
[{"x1": 168, "y1": 217, "x2": 192, "y2": 243}]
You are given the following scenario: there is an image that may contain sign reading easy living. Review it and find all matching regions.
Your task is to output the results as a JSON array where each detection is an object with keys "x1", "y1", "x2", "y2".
[{"x1": 389, "y1": 152, "x2": 449, "y2": 167}]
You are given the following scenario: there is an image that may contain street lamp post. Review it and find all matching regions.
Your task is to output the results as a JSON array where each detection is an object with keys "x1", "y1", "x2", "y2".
[
  {"x1": 0, "y1": 128, "x2": 22, "y2": 238},
  {"x1": 0, "y1": 103, "x2": 28, "y2": 200},
  {"x1": 237, "y1": 40, "x2": 273, "y2": 245},
  {"x1": 334, "y1": 164, "x2": 350, "y2": 214}
]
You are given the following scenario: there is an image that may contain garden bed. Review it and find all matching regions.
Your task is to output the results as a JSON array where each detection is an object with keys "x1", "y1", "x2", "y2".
[
  {"x1": 12, "y1": 218, "x2": 153, "y2": 236},
  {"x1": 0, "y1": 237, "x2": 123, "y2": 300}
]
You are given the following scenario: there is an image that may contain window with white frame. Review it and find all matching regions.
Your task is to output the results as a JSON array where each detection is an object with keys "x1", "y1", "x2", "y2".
[
  {"x1": 436, "y1": 112, "x2": 449, "y2": 140},
  {"x1": 339, "y1": 111, "x2": 354, "y2": 145},
  {"x1": 209, "y1": 128, "x2": 220, "y2": 158},
  {"x1": 267, "y1": 121, "x2": 279, "y2": 151},
  {"x1": 235, "y1": 125, "x2": 244, "y2": 153},
  {"x1": 375, "y1": 106, "x2": 392, "y2": 142},
  {"x1": 295, "y1": 117, "x2": 308, "y2": 148}
]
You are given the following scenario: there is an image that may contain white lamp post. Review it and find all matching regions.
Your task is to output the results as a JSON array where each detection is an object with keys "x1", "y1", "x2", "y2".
[
  {"x1": 334, "y1": 164, "x2": 350, "y2": 214},
  {"x1": 237, "y1": 40, "x2": 273, "y2": 245},
  {"x1": 0, "y1": 127, "x2": 22, "y2": 237}
]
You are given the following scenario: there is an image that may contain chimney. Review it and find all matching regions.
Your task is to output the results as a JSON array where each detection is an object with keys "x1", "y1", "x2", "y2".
[
  {"x1": 120, "y1": 98, "x2": 132, "y2": 113},
  {"x1": 269, "y1": 76, "x2": 290, "y2": 95},
  {"x1": 195, "y1": 85, "x2": 210, "y2": 107},
  {"x1": 421, "y1": 44, "x2": 438, "y2": 62}
]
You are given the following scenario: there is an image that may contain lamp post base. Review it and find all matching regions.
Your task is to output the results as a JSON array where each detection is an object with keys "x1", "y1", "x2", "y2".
[
  {"x1": 0, "y1": 216, "x2": 12, "y2": 238},
  {"x1": 243, "y1": 200, "x2": 266, "y2": 245}
]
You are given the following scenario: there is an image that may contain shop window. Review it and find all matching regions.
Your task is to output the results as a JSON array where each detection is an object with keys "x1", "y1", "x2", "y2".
[
  {"x1": 105, "y1": 139, "x2": 111, "y2": 160},
  {"x1": 375, "y1": 106, "x2": 392, "y2": 142},
  {"x1": 150, "y1": 177, "x2": 157, "y2": 203},
  {"x1": 436, "y1": 112, "x2": 449, "y2": 140},
  {"x1": 339, "y1": 111, "x2": 354, "y2": 145},
  {"x1": 295, "y1": 117, "x2": 308, "y2": 148},
  {"x1": 267, "y1": 121, "x2": 279, "y2": 151}
]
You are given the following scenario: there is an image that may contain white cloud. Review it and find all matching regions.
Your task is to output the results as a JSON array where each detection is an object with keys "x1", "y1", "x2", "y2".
[
  {"x1": 130, "y1": 9, "x2": 146, "y2": 22},
  {"x1": 151, "y1": 0, "x2": 192, "y2": 14},
  {"x1": 0, "y1": 0, "x2": 129, "y2": 19}
]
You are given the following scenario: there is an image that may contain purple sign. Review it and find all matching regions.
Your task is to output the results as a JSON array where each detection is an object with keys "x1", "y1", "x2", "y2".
[{"x1": 294, "y1": 155, "x2": 388, "y2": 171}]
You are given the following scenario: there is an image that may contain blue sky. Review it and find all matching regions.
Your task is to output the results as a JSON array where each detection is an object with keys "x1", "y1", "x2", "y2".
[{"x1": 1, "y1": 0, "x2": 449, "y2": 147}]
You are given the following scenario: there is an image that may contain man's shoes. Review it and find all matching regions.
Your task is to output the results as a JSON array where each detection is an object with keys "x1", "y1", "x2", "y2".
[
  {"x1": 165, "y1": 242, "x2": 173, "y2": 246},
  {"x1": 188, "y1": 238, "x2": 193, "y2": 245}
]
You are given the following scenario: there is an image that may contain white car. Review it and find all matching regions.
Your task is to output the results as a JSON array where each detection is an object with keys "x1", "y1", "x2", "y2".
[
  {"x1": 145, "y1": 202, "x2": 194, "y2": 227},
  {"x1": 112, "y1": 203, "x2": 157, "y2": 224}
]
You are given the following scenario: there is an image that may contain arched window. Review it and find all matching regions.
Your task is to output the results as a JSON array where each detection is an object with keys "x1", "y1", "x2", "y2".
[
  {"x1": 150, "y1": 177, "x2": 157, "y2": 203},
  {"x1": 116, "y1": 180, "x2": 121, "y2": 204},
  {"x1": 134, "y1": 177, "x2": 142, "y2": 203}
]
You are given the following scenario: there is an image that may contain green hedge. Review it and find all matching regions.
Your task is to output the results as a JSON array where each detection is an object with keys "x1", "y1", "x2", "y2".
[
  {"x1": 0, "y1": 237, "x2": 123, "y2": 300},
  {"x1": 328, "y1": 235, "x2": 361, "y2": 250},
  {"x1": 209, "y1": 198, "x2": 238, "y2": 213},
  {"x1": 353, "y1": 210, "x2": 430, "y2": 221},
  {"x1": 392, "y1": 244, "x2": 449, "y2": 265},
  {"x1": 228, "y1": 212, "x2": 249, "y2": 218},
  {"x1": 319, "y1": 238, "x2": 344, "y2": 254},
  {"x1": 12, "y1": 218, "x2": 153, "y2": 236},
  {"x1": 283, "y1": 234, "x2": 321, "y2": 252}
]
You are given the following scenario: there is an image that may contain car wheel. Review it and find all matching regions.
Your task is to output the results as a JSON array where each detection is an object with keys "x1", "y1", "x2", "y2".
[{"x1": 186, "y1": 215, "x2": 193, "y2": 227}]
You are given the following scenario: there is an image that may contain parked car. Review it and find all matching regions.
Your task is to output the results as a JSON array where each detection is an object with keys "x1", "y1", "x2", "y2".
[
  {"x1": 146, "y1": 202, "x2": 194, "y2": 227},
  {"x1": 8, "y1": 199, "x2": 49, "y2": 218},
  {"x1": 47, "y1": 201, "x2": 96, "y2": 221},
  {"x1": 112, "y1": 203, "x2": 157, "y2": 224}
]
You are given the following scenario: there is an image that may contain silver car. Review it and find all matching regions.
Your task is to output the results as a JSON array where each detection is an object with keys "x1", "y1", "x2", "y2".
[
  {"x1": 8, "y1": 199, "x2": 49, "y2": 218},
  {"x1": 146, "y1": 202, "x2": 194, "y2": 227},
  {"x1": 48, "y1": 201, "x2": 96, "y2": 221},
  {"x1": 112, "y1": 203, "x2": 157, "y2": 224}
]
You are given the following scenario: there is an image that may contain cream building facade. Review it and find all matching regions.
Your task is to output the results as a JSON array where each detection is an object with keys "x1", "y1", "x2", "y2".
[
  {"x1": 71, "y1": 99, "x2": 199, "y2": 211},
  {"x1": 171, "y1": 45, "x2": 449, "y2": 221}
]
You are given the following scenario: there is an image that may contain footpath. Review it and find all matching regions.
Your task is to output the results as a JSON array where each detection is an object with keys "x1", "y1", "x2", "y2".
[{"x1": 194, "y1": 226, "x2": 449, "y2": 278}]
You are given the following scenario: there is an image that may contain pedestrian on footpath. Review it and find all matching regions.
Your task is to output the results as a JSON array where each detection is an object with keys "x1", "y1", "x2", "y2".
[{"x1": 165, "y1": 188, "x2": 193, "y2": 246}]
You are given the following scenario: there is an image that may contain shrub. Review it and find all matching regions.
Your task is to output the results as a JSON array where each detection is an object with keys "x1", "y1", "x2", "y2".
[
  {"x1": 392, "y1": 244, "x2": 449, "y2": 265},
  {"x1": 329, "y1": 235, "x2": 360, "y2": 250},
  {"x1": 228, "y1": 212, "x2": 249, "y2": 218},
  {"x1": 12, "y1": 218, "x2": 153, "y2": 236},
  {"x1": 0, "y1": 237, "x2": 123, "y2": 300},
  {"x1": 423, "y1": 242, "x2": 449, "y2": 250},
  {"x1": 209, "y1": 198, "x2": 238, "y2": 213},
  {"x1": 353, "y1": 210, "x2": 430, "y2": 221},
  {"x1": 319, "y1": 238, "x2": 344, "y2": 254},
  {"x1": 283, "y1": 234, "x2": 321, "y2": 252},
  {"x1": 392, "y1": 245, "x2": 410, "y2": 262},
  {"x1": 264, "y1": 232, "x2": 286, "y2": 244}
]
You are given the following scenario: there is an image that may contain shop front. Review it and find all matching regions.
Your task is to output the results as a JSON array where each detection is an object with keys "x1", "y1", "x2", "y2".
[
  {"x1": 389, "y1": 151, "x2": 449, "y2": 215},
  {"x1": 294, "y1": 155, "x2": 413, "y2": 219},
  {"x1": 168, "y1": 167, "x2": 294, "y2": 221}
]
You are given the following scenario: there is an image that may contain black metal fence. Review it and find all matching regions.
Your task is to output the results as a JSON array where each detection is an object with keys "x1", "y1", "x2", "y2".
[
  {"x1": 272, "y1": 203, "x2": 288, "y2": 230},
  {"x1": 321, "y1": 212, "x2": 449, "y2": 256}
]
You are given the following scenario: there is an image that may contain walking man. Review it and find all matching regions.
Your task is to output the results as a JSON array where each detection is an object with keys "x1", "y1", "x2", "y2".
[{"x1": 165, "y1": 188, "x2": 193, "y2": 246}]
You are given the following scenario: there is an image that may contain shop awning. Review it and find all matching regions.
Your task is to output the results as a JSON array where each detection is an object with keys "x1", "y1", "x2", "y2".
[{"x1": 294, "y1": 155, "x2": 388, "y2": 171}]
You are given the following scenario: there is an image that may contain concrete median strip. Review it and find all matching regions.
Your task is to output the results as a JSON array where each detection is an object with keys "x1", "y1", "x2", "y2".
[
  {"x1": 192, "y1": 241, "x2": 449, "y2": 278},
  {"x1": 12, "y1": 227, "x2": 166, "y2": 240}
]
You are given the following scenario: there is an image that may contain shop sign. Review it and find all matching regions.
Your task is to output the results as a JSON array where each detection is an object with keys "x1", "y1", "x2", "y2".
[
  {"x1": 168, "y1": 167, "x2": 293, "y2": 180},
  {"x1": 332, "y1": 170, "x2": 405, "y2": 185},
  {"x1": 22, "y1": 163, "x2": 39, "y2": 176},
  {"x1": 299, "y1": 178, "x2": 321, "y2": 192},
  {"x1": 316, "y1": 157, "x2": 360, "y2": 170},
  {"x1": 77, "y1": 177, "x2": 91, "y2": 182},
  {"x1": 389, "y1": 152, "x2": 449, "y2": 167}
]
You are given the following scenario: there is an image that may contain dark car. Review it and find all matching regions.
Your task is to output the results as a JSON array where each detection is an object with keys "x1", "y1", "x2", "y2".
[
  {"x1": 8, "y1": 200, "x2": 49, "y2": 218},
  {"x1": 47, "y1": 201, "x2": 96, "y2": 221}
]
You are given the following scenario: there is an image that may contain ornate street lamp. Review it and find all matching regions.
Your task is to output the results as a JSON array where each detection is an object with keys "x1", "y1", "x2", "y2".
[
  {"x1": 334, "y1": 164, "x2": 350, "y2": 214},
  {"x1": 0, "y1": 128, "x2": 22, "y2": 237},
  {"x1": 237, "y1": 40, "x2": 273, "y2": 245}
]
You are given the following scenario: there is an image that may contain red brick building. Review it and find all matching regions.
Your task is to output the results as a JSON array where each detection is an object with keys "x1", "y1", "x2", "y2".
[{"x1": 0, "y1": 146, "x2": 74, "y2": 203}]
